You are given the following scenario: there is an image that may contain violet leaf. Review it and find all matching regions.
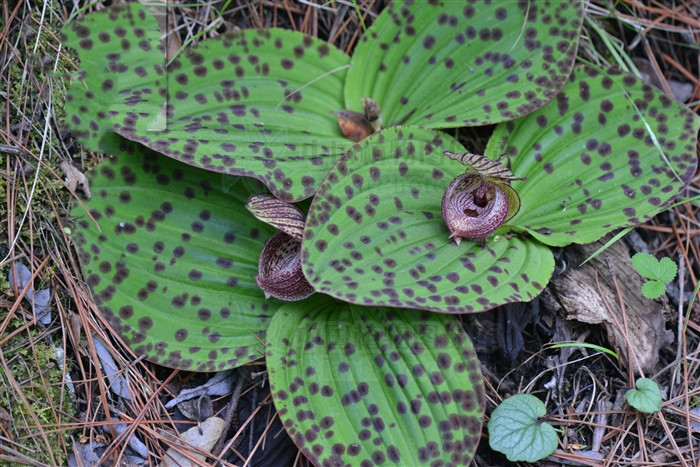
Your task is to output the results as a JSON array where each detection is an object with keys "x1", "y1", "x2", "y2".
[
  {"x1": 488, "y1": 394, "x2": 558, "y2": 462},
  {"x1": 625, "y1": 377, "x2": 662, "y2": 414}
]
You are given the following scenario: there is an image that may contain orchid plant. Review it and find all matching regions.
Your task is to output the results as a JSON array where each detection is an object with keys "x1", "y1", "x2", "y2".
[{"x1": 63, "y1": 1, "x2": 699, "y2": 465}]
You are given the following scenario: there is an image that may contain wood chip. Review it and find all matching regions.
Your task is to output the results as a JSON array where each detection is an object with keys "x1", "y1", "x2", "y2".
[
  {"x1": 159, "y1": 416, "x2": 225, "y2": 467},
  {"x1": 541, "y1": 236, "x2": 674, "y2": 373}
]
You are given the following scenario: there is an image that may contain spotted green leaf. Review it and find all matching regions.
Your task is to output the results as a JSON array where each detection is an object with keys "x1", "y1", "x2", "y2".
[
  {"x1": 267, "y1": 295, "x2": 485, "y2": 466},
  {"x1": 72, "y1": 143, "x2": 278, "y2": 371},
  {"x1": 346, "y1": 0, "x2": 583, "y2": 127},
  {"x1": 62, "y1": 2, "x2": 164, "y2": 154},
  {"x1": 487, "y1": 64, "x2": 700, "y2": 246},
  {"x1": 63, "y1": 2, "x2": 352, "y2": 202},
  {"x1": 488, "y1": 394, "x2": 558, "y2": 462},
  {"x1": 302, "y1": 127, "x2": 555, "y2": 313}
]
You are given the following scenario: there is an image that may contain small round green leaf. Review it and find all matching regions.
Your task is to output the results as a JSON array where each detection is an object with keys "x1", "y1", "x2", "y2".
[
  {"x1": 72, "y1": 143, "x2": 277, "y2": 371},
  {"x1": 302, "y1": 127, "x2": 554, "y2": 313},
  {"x1": 625, "y1": 378, "x2": 662, "y2": 413},
  {"x1": 346, "y1": 0, "x2": 584, "y2": 127},
  {"x1": 488, "y1": 394, "x2": 558, "y2": 462},
  {"x1": 487, "y1": 64, "x2": 700, "y2": 246},
  {"x1": 267, "y1": 295, "x2": 485, "y2": 466},
  {"x1": 632, "y1": 252, "x2": 664, "y2": 280},
  {"x1": 641, "y1": 281, "x2": 666, "y2": 300},
  {"x1": 657, "y1": 257, "x2": 678, "y2": 282}
]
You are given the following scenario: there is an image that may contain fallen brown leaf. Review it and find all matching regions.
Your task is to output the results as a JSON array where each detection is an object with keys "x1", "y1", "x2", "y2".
[{"x1": 60, "y1": 161, "x2": 91, "y2": 199}]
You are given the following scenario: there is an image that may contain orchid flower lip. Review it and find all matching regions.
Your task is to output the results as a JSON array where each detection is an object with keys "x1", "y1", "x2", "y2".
[
  {"x1": 246, "y1": 194, "x2": 314, "y2": 301},
  {"x1": 256, "y1": 231, "x2": 314, "y2": 302},
  {"x1": 441, "y1": 151, "x2": 524, "y2": 245}
]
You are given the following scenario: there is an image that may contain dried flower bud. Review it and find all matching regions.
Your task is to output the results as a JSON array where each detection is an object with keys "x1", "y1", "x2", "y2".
[
  {"x1": 442, "y1": 151, "x2": 525, "y2": 245},
  {"x1": 335, "y1": 97, "x2": 382, "y2": 142},
  {"x1": 246, "y1": 194, "x2": 305, "y2": 241},
  {"x1": 361, "y1": 97, "x2": 382, "y2": 133},
  {"x1": 256, "y1": 231, "x2": 314, "y2": 301},
  {"x1": 246, "y1": 194, "x2": 313, "y2": 301}
]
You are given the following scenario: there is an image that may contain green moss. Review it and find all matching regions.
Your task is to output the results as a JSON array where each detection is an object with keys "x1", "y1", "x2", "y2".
[
  {"x1": 0, "y1": 315, "x2": 76, "y2": 466},
  {"x1": 1, "y1": 13, "x2": 79, "y2": 464}
]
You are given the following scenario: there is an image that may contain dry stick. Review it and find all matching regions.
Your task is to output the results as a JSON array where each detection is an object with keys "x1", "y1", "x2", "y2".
[
  {"x1": 676, "y1": 254, "x2": 697, "y2": 465},
  {"x1": 675, "y1": 253, "x2": 685, "y2": 386},
  {"x1": 625, "y1": 0, "x2": 700, "y2": 28},
  {"x1": 242, "y1": 392, "x2": 276, "y2": 467},
  {"x1": 310, "y1": 1, "x2": 318, "y2": 37},
  {"x1": 676, "y1": 259, "x2": 698, "y2": 464},
  {"x1": 21, "y1": 292, "x2": 73, "y2": 459},
  {"x1": 216, "y1": 392, "x2": 268, "y2": 464},
  {"x1": 0, "y1": 256, "x2": 50, "y2": 343},
  {"x1": 594, "y1": 271, "x2": 648, "y2": 463},
  {"x1": 299, "y1": 0, "x2": 312, "y2": 35},
  {"x1": 603, "y1": 417, "x2": 636, "y2": 467},
  {"x1": 248, "y1": 384, "x2": 257, "y2": 459},
  {"x1": 1, "y1": 52, "x2": 53, "y2": 266},
  {"x1": 327, "y1": 3, "x2": 349, "y2": 46},
  {"x1": 683, "y1": 204, "x2": 700, "y2": 277},
  {"x1": 270, "y1": 0, "x2": 277, "y2": 28},
  {"x1": 638, "y1": 224, "x2": 700, "y2": 236},
  {"x1": 593, "y1": 271, "x2": 643, "y2": 378},
  {"x1": 671, "y1": 210, "x2": 700, "y2": 464},
  {"x1": 345, "y1": 0, "x2": 367, "y2": 52},
  {"x1": 609, "y1": 274, "x2": 654, "y2": 462},
  {"x1": 672, "y1": 214, "x2": 697, "y2": 290},
  {"x1": 0, "y1": 445, "x2": 49, "y2": 467},
  {"x1": 54, "y1": 267, "x2": 104, "y2": 449},
  {"x1": 663, "y1": 53, "x2": 700, "y2": 86},
  {"x1": 686, "y1": 352, "x2": 698, "y2": 466},
  {"x1": 0, "y1": 143, "x2": 22, "y2": 154},
  {"x1": 50, "y1": 280, "x2": 78, "y2": 409},
  {"x1": 281, "y1": 0, "x2": 298, "y2": 31},
  {"x1": 656, "y1": 411, "x2": 690, "y2": 467},
  {"x1": 548, "y1": 450, "x2": 606, "y2": 467},
  {"x1": 244, "y1": 414, "x2": 279, "y2": 467},
  {"x1": 591, "y1": 400, "x2": 607, "y2": 453},
  {"x1": 98, "y1": 369, "x2": 179, "y2": 465},
  {"x1": 212, "y1": 374, "x2": 246, "y2": 458}
]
